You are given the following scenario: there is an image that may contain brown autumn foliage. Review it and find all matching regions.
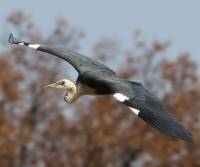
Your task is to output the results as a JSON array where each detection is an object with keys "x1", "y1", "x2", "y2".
[{"x1": 0, "y1": 11, "x2": 199, "y2": 167}]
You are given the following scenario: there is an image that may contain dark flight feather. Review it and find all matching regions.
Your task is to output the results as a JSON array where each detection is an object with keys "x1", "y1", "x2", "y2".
[{"x1": 122, "y1": 81, "x2": 193, "y2": 142}]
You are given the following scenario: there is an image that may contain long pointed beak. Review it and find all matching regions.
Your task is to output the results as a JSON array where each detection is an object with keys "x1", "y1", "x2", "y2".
[{"x1": 44, "y1": 83, "x2": 57, "y2": 88}]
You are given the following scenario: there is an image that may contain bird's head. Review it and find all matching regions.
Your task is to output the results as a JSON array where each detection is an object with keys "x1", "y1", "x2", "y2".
[
  {"x1": 44, "y1": 79, "x2": 75, "y2": 90},
  {"x1": 44, "y1": 79, "x2": 78, "y2": 103}
]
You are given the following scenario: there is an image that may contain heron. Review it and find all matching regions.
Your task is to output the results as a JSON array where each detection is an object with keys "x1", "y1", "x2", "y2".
[{"x1": 8, "y1": 33, "x2": 193, "y2": 142}]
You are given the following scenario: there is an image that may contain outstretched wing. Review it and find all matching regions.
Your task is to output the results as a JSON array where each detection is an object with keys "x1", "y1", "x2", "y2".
[
  {"x1": 8, "y1": 34, "x2": 115, "y2": 75},
  {"x1": 112, "y1": 80, "x2": 193, "y2": 142}
]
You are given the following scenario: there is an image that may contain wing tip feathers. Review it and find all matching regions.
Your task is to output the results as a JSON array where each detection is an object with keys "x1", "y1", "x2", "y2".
[{"x1": 8, "y1": 33, "x2": 16, "y2": 44}]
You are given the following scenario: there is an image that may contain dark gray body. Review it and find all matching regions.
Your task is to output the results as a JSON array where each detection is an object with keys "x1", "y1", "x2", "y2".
[{"x1": 8, "y1": 34, "x2": 193, "y2": 142}]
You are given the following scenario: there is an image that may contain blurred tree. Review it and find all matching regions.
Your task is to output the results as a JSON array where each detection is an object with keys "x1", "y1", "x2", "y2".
[{"x1": 0, "y1": 11, "x2": 199, "y2": 167}]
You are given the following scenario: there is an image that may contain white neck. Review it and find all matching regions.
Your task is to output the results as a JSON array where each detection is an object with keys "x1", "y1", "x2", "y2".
[{"x1": 64, "y1": 82, "x2": 79, "y2": 103}]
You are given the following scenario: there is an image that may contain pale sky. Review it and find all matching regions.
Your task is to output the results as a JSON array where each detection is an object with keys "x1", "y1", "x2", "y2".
[{"x1": 1, "y1": 0, "x2": 200, "y2": 64}]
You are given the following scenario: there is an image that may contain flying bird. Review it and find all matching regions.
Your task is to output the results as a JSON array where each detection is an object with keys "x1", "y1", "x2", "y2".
[{"x1": 8, "y1": 33, "x2": 193, "y2": 142}]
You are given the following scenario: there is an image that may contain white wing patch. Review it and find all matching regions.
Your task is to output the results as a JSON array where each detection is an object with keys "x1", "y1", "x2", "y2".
[
  {"x1": 113, "y1": 93, "x2": 129, "y2": 102},
  {"x1": 129, "y1": 107, "x2": 140, "y2": 115},
  {"x1": 17, "y1": 43, "x2": 40, "y2": 49},
  {"x1": 113, "y1": 93, "x2": 140, "y2": 115},
  {"x1": 28, "y1": 44, "x2": 40, "y2": 49}
]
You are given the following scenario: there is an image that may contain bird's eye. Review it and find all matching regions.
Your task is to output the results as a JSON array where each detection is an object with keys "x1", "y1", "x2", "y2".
[{"x1": 60, "y1": 81, "x2": 65, "y2": 85}]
